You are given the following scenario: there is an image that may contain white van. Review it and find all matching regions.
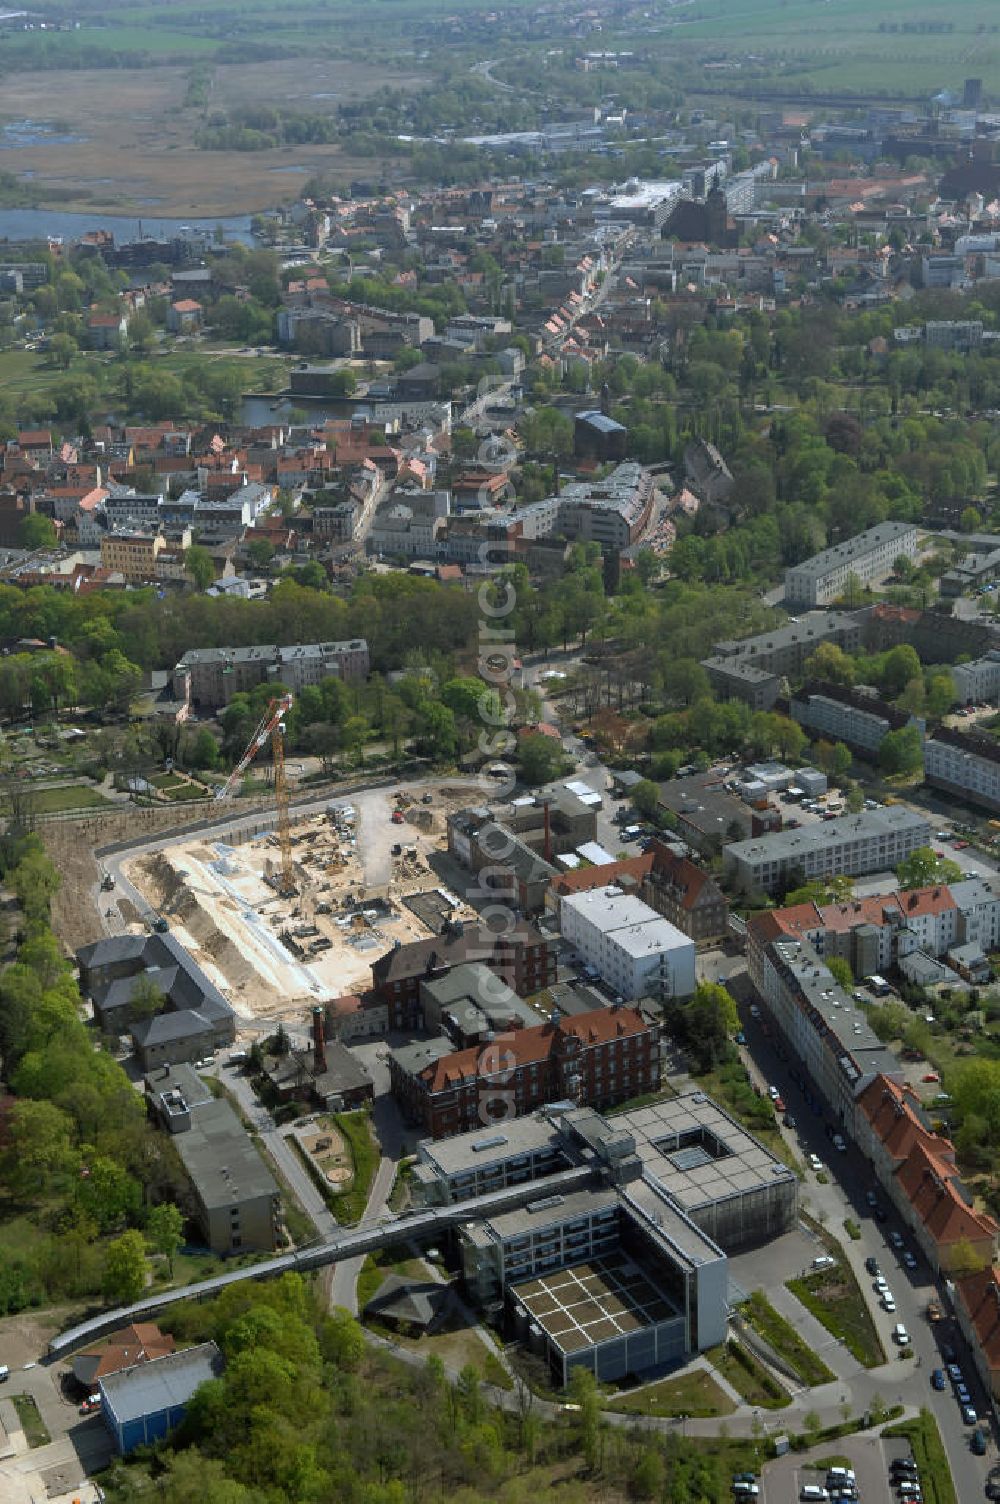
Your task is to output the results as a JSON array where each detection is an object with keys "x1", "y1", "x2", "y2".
[
  {"x1": 800, "y1": 1488, "x2": 829, "y2": 1503},
  {"x1": 893, "y1": 1322, "x2": 910, "y2": 1345},
  {"x1": 826, "y1": 1468, "x2": 855, "y2": 1485},
  {"x1": 0, "y1": 1365, "x2": 8, "y2": 1383},
  {"x1": 732, "y1": 1486, "x2": 760, "y2": 1498}
]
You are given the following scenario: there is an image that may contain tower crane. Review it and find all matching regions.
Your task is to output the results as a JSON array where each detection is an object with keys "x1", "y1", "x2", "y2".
[{"x1": 215, "y1": 691, "x2": 295, "y2": 896}]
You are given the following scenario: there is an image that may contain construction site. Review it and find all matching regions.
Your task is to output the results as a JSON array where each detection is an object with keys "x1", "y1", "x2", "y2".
[{"x1": 120, "y1": 782, "x2": 483, "y2": 1030}]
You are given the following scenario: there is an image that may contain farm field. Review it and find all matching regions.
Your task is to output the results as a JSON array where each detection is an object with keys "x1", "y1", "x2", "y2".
[{"x1": 669, "y1": 0, "x2": 1000, "y2": 98}]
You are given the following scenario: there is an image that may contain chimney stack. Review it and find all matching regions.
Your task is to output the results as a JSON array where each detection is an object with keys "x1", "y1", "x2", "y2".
[{"x1": 312, "y1": 1006, "x2": 327, "y2": 1075}]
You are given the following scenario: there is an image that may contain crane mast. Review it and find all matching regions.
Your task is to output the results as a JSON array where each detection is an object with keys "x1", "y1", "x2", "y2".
[{"x1": 215, "y1": 692, "x2": 295, "y2": 896}]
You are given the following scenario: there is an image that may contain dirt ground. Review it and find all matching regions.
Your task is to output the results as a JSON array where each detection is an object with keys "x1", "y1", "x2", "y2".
[
  {"x1": 119, "y1": 788, "x2": 480, "y2": 1028},
  {"x1": 2, "y1": 59, "x2": 421, "y2": 215}
]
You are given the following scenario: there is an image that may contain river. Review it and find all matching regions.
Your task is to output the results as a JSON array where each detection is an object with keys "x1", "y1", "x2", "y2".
[{"x1": 0, "y1": 208, "x2": 255, "y2": 245}]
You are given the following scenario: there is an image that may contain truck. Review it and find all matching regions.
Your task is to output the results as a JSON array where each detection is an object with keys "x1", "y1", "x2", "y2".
[
  {"x1": 926, "y1": 1298, "x2": 942, "y2": 1323},
  {"x1": 100, "y1": 873, "x2": 115, "y2": 891}
]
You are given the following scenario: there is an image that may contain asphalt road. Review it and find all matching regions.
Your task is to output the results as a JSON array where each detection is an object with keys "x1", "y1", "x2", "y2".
[{"x1": 735, "y1": 1002, "x2": 995, "y2": 1501}]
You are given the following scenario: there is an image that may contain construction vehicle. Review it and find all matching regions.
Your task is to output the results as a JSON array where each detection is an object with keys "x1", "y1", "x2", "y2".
[
  {"x1": 100, "y1": 872, "x2": 115, "y2": 891},
  {"x1": 215, "y1": 692, "x2": 295, "y2": 896},
  {"x1": 926, "y1": 1298, "x2": 942, "y2": 1323}
]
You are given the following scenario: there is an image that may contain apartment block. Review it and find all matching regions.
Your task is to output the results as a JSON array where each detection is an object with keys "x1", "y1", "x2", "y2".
[
  {"x1": 789, "y1": 679, "x2": 923, "y2": 759},
  {"x1": 951, "y1": 649, "x2": 1000, "y2": 704},
  {"x1": 723, "y1": 806, "x2": 930, "y2": 896},
  {"x1": 784, "y1": 522, "x2": 919, "y2": 608},
  {"x1": 925, "y1": 726, "x2": 1000, "y2": 815},
  {"x1": 854, "y1": 1075, "x2": 997, "y2": 1276},
  {"x1": 746, "y1": 921, "x2": 902, "y2": 1125},
  {"x1": 100, "y1": 529, "x2": 165, "y2": 583},
  {"x1": 172, "y1": 639, "x2": 370, "y2": 708}
]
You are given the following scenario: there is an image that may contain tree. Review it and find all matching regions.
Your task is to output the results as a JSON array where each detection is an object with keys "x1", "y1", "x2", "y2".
[
  {"x1": 2, "y1": 1099, "x2": 77, "y2": 1195},
  {"x1": 245, "y1": 538, "x2": 275, "y2": 570},
  {"x1": 805, "y1": 641, "x2": 856, "y2": 686},
  {"x1": 147, "y1": 1202, "x2": 184, "y2": 1276},
  {"x1": 879, "y1": 724, "x2": 924, "y2": 775},
  {"x1": 517, "y1": 732, "x2": 565, "y2": 786},
  {"x1": 949, "y1": 1237, "x2": 990, "y2": 1278},
  {"x1": 896, "y1": 846, "x2": 962, "y2": 890},
  {"x1": 880, "y1": 644, "x2": 922, "y2": 698},
  {"x1": 19, "y1": 514, "x2": 57, "y2": 550},
  {"x1": 130, "y1": 974, "x2": 165, "y2": 1021},
  {"x1": 49, "y1": 332, "x2": 77, "y2": 370},
  {"x1": 185, "y1": 545, "x2": 215, "y2": 591},
  {"x1": 102, "y1": 1228, "x2": 148, "y2": 1304},
  {"x1": 10, "y1": 847, "x2": 60, "y2": 922},
  {"x1": 630, "y1": 778, "x2": 660, "y2": 819},
  {"x1": 190, "y1": 727, "x2": 220, "y2": 769},
  {"x1": 826, "y1": 956, "x2": 854, "y2": 990}
]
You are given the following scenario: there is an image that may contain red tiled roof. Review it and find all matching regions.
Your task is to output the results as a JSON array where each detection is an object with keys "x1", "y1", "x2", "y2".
[
  {"x1": 955, "y1": 1266, "x2": 1000, "y2": 1372},
  {"x1": 417, "y1": 1006, "x2": 650, "y2": 1093},
  {"x1": 552, "y1": 854, "x2": 653, "y2": 898}
]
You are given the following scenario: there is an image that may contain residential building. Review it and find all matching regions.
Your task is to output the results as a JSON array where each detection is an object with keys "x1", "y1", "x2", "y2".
[
  {"x1": 952, "y1": 649, "x2": 1000, "y2": 704},
  {"x1": 789, "y1": 679, "x2": 923, "y2": 759},
  {"x1": 559, "y1": 885, "x2": 696, "y2": 1001},
  {"x1": 710, "y1": 611, "x2": 866, "y2": 678},
  {"x1": 550, "y1": 841, "x2": 729, "y2": 945},
  {"x1": 641, "y1": 841, "x2": 730, "y2": 943},
  {"x1": 166, "y1": 299, "x2": 203, "y2": 332},
  {"x1": 100, "y1": 529, "x2": 165, "y2": 583},
  {"x1": 784, "y1": 522, "x2": 919, "y2": 608},
  {"x1": 368, "y1": 921, "x2": 555, "y2": 1030},
  {"x1": 925, "y1": 726, "x2": 1000, "y2": 814},
  {"x1": 172, "y1": 639, "x2": 370, "y2": 708},
  {"x1": 760, "y1": 880, "x2": 1000, "y2": 979},
  {"x1": 146, "y1": 1062, "x2": 281, "y2": 1255},
  {"x1": 389, "y1": 1005, "x2": 661, "y2": 1139},
  {"x1": 746, "y1": 922, "x2": 902, "y2": 1125},
  {"x1": 853, "y1": 1075, "x2": 997, "y2": 1274},
  {"x1": 723, "y1": 806, "x2": 931, "y2": 896},
  {"x1": 954, "y1": 1266, "x2": 1000, "y2": 1402},
  {"x1": 100, "y1": 1343, "x2": 223, "y2": 1455}
]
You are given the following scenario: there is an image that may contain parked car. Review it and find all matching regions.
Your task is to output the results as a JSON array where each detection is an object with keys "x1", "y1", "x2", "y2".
[
  {"x1": 865, "y1": 1256, "x2": 880, "y2": 1276},
  {"x1": 808, "y1": 1153, "x2": 823, "y2": 1172},
  {"x1": 832, "y1": 1133, "x2": 847, "y2": 1152},
  {"x1": 902, "y1": 1251, "x2": 917, "y2": 1270},
  {"x1": 889, "y1": 1230, "x2": 904, "y2": 1249},
  {"x1": 79, "y1": 1394, "x2": 101, "y2": 1414},
  {"x1": 962, "y1": 1405, "x2": 978, "y2": 1426},
  {"x1": 931, "y1": 1369, "x2": 946, "y2": 1391},
  {"x1": 972, "y1": 1427, "x2": 987, "y2": 1455}
]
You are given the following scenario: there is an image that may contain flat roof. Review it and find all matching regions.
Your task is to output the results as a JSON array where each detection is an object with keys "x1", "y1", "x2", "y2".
[
  {"x1": 725, "y1": 805, "x2": 929, "y2": 864},
  {"x1": 613, "y1": 1091, "x2": 796, "y2": 1214},
  {"x1": 482, "y1": 1184, "x2": 620, "y2": 1240},
  {"x1": 419, "y1": 1115, "x2": 563, "y2": 1178},
  {"x1": 788, "y1": 521, "x2": 916, "y2": 581},
  {"x1": 770, "y1": 938, "x2": 897, "y2": 1081},
  {"x1": 173, "y1": 1099, "x2": 279, "y2": 1211},
  {"x1": 513, "y1": 1253, "x2": 681, "y2": 1355}
]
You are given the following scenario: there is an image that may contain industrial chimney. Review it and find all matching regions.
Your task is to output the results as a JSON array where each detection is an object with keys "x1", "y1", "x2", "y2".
[
  {"x1": 312, "y1": 1006, "x2": 327, "y2": 1074},
  {"x1": 543, "y1": 800, "x2": 553, "y2": 865}
]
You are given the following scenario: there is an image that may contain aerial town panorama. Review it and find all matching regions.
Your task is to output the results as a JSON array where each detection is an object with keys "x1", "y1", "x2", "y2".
[{"x1": 4, "y1": 3, "x2": 1000, "y2": 1503}]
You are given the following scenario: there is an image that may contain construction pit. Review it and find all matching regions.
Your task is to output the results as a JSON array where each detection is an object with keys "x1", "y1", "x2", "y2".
[{"x1": 121, "y1": 783, "x2": 482, "y2": 1031}]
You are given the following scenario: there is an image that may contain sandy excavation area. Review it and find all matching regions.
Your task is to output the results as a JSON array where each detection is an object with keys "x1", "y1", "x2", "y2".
[{"x1": 122, "y1": 787, "x2": 481, "y2": 1033}]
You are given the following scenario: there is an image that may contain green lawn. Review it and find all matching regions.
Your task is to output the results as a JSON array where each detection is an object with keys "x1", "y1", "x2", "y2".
[
  {"x1": 330, "y1": 1110, "x2": 379, "y2": 1225},
  {"x1": 787, "y1": 1263, "x2": 886, "y2": 1369},
  {"x1": 11, "y1": 1394, "x2": 50, "y2": 1449},
  {"x1": 28, "y1": 783, "x2": 111, "y2": 813},
  {"x1": 610, "y1": 1367, "x2": 738, "y2": 1420},
  {"x1": 707, "y1": 1339, "x2": 790, "y2": 1410},
  {"x1": 741, "y1": 1291, "x2": 836, "y2": 1388}
]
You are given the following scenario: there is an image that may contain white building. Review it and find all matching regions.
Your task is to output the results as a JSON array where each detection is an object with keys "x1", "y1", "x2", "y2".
[
  {"x1": 723, "y1": 806, "x2": 930, "y2": 896},
  {"x1": 784, "y1": 522, "x2": 920, "y2": 608},
  {"x1": 952, "y1": 650, "x2": 1000, "y2": 706},
  {"x1": 925, "y1": 727, "x2": 1000, "y2": 815},
  {"x1": 559, "y1": 885, "x2": 695, "y2": 1001}
]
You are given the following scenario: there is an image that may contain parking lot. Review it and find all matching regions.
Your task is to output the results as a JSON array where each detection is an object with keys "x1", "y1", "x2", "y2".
[{"x1": 761, "y1": 1435, "x2": 911, "y2": 1504}]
